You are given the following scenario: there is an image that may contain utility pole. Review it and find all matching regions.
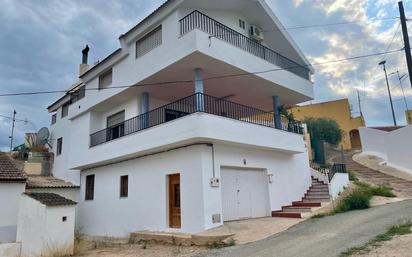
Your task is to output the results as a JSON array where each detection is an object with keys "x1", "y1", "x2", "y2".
[
  {"x1": 9, "y1": 110, "x2": 16, "y2": 152},
  {"x1": 379, "y1": 61, "x2": 397, "y2": 126},
  {"x1": 357, "y1": 90, "x2": 363, "y2": 118},
  {"x1": 398, "y1": 1, "x2": 412, "y2": 89}
]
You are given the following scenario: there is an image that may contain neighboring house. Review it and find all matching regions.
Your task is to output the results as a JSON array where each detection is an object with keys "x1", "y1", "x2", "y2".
[
  {"x1": 359, "y1": 125, "x2": 412, "y2": 175},
  {"x1": 47, "y1": 0, "x2": 317, "y2": 237},
  {"x1": 0, "y1": 152, "x2": 27, "y2": 243},
  {"x1": 406, "y1": 110, "x2": 412, "y2": 125},
  {"x1": 290, "y1": 99, "x2": 365, "y2": 150}
]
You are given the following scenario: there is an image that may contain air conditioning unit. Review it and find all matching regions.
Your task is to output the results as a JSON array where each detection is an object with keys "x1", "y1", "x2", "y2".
[{"x1": 250, "y1": 25, "x2": 264, "y2": 41}]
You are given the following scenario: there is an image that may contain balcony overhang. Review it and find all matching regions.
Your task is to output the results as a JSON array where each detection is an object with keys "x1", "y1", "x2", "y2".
[{"x1": 70, "y1": 113, "x2": 306, "y2": 170}]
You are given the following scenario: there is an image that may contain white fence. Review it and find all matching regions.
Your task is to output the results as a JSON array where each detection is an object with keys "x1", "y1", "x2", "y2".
[{"x1": 359, "y1": 126, "x2": 412, "y2": 174}]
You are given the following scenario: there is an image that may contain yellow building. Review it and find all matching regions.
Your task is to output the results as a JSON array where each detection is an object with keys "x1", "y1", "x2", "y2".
[
  {"x1": 406, "y1": 110, "x2": 412, "y2": 125},
  {"x1": 290, "y1": 99, "x2": 365, "y2": 150}
]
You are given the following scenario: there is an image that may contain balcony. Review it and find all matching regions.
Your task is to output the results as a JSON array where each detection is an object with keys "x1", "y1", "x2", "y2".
[
  {"x1": 179, "y1": 11, "x2": 311, "y2": 81},
  {"x1": 90, "y1": 93, "x2": 303, "y2": 147}
]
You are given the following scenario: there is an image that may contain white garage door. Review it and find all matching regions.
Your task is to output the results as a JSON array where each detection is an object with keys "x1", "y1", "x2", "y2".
[{"x1": 221, "y1": 168, "x2": 270, "y2": 221}]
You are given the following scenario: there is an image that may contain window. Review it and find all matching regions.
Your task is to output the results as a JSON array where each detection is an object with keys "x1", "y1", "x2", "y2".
[
  {"x1": 61, "y1": 103, "x2": 69, "y2": 118},
  {"x1": 136, "y1": 25, "x2": 162, "y2": 58},
  {"x1": 120, "y1": 175, "x2": 128, "y2": 198},
  {"x1": 106, "y1": 111, "x2": 125, "y2": 140},
  {"x1": 57, "y1": 138, "x2": 63, "y2": 156},
  {"x1": 99, "y1": 69, "x2": 112, "y2": 90},
  {"x1": 51, "y1": 114, "x2": 57, "y2": 125},
  {"x1": 85, "y1": 175, "x2": 95, "y2": 200},
  {"x1": 239, "y1": 19, "x2": 246, "y2": 30},
  {"x1": 70, "y1": 85, "x2": 86, "y2": 103}
]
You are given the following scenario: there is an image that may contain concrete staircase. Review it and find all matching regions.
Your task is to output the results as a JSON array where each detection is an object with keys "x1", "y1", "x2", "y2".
[{"x1": 272, "y1": 177, "x2": 330, "y2": 218}]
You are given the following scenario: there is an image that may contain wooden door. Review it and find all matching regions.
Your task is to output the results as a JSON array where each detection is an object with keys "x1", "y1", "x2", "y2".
[{"x1": 168, "y1": 174, "x2": 181, "y2": 228}]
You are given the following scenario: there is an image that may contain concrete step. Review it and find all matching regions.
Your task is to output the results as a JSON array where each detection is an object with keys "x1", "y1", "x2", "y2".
[
  {"x1": 306, "y1": 191, "x2": 330, "y2": 196},
  {"x1": 302, "y1": 198, "x2": 330, "y2": 203},
  {"x1": 308, "y1": 188, "x2": 329, "y2": 192},
  {"x1": 292, "y1": 201, "x2": 322, "y2": 207},
  {"x1": 282, "y1": 206, "x2": 312, "y2": 213},
  {"x1": 272, "y1": 211, "x2": 302, "y2": 218}
]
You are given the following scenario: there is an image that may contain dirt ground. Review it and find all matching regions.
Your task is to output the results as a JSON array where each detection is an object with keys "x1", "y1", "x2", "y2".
[
  {"x1": 353, "y1": 234, "x2": 412, "y2": 257},
  {"x1": 74, "y1": 241, "x2": 206, "y2": 257}
]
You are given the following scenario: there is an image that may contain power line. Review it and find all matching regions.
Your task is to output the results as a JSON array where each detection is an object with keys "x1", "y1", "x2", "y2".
[
  {"x1": 0, "y1": 48, "x2": 404, "y2": 98},
  {"x1": 279, "y1": 17, "x2": 399, "y2": 32},
  {"x1": 0, "y1": 114, "x2": 28, "y2": 122},
  {"x1": 361, "y1": 21, "x2": 402, "y2": 101}
]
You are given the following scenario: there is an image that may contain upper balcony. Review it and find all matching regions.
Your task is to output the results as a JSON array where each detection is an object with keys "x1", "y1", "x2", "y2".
[
  {"x1": 67, "y1": 93, "x2": 306, "y2": 170},
  {"x1": 179, "y1": 11, "x2": 311, "y2": 81},
  {"x1": 90, "y1": 93, "x2": 303, "y2": 148}
]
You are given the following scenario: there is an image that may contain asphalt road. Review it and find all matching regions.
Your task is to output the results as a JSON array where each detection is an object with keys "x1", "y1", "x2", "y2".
[{"x1": 197, "y1": 200, "x2": 412, "y2": 257}]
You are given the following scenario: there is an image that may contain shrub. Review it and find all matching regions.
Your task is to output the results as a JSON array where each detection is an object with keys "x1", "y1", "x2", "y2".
[{"x1": 335, "y1": 189, "x2": 371, "y2": 213}]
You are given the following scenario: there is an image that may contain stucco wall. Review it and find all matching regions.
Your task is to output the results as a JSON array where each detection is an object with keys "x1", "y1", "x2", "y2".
[
  {"x1": 329, "y1": 173, "x2": 349, "y2": 199},
  {"x1": 290, "y1": 99, "x2": 365, "y2": 150},
  {"x1": 0, "y1": 183, "x2": 25, "y2": 243},
  {"x1": 77, "y1": 144, "x2": 210, "y2": 237},
  {"x1": 77, "y1": 139, "x2": 311, "y2": 237},
  {"x1": 360, "y1": 126, "x2": 412, "y2": 174},
  {"x1": 16, "y1": 195, "x2": 75, "y2": 257}
]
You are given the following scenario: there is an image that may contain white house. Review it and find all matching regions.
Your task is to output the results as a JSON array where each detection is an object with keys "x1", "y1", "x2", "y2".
[
  {"x1": 47, "y1": 0, "x2": 317, "y2": 237},
  {"x1": 0, "y1": 152, "x2": 27, "y2": 243}
]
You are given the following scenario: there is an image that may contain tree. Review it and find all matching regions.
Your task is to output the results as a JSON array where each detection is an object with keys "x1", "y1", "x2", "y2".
[{"x1": 304, "y1": 117, "x2": 343, "y2": 146}]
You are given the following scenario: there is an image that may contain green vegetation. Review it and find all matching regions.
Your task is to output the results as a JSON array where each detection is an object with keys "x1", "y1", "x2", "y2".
[
  {"x1": 348, "y1": 170, "x2": 358, "y2": 182},
  {"x1": 312, "y1": 181, "x2": 396, "y2": 219},
  {"x1": 304, "y1": 117, "x2": 344, "y2": 146},
  {"x1": 340, "y1": 222, "x2": 412, "y2": 256}
]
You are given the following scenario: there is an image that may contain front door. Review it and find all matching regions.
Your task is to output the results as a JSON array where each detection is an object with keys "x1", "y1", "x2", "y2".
[{"x1": 168, "y1": 174, "x2": 181, "y2": 228}]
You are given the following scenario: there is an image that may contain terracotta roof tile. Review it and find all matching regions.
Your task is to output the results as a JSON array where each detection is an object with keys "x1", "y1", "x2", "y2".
[
  {"x1": 0, "y1": 152, "x2": 27, "y2": 183},
  {"x1": 26, "y1": 176, "x2": 79, "y2": 189},
  {"x1": 24, "y1": 192, "x2": 77, "y2": 206}
]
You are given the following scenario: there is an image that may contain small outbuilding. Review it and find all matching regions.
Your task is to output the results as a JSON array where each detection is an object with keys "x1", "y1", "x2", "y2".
[
  {"x1": 16, "y1": 192, "x2": 77, "y2": 257},
  {"x1": 0, "y1": 152, "x2": 27, "y2": 243}
]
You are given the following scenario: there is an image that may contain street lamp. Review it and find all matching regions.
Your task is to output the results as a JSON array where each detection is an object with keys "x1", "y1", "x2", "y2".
[{"x1": 379, "y1": 60, "x2": 397, "y2": 126}]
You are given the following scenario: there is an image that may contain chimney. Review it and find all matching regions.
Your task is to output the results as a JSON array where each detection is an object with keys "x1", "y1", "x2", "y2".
[{"x1": 79, "y1": 45, "x2": 90, "y2": 76}]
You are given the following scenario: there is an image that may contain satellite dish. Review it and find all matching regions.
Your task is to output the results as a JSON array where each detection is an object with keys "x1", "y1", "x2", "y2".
[{"x1": 35, "y1": 127, "x2": 50, "y2": 147}]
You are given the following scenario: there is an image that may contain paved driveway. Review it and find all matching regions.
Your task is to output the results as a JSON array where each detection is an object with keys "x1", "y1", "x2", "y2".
[{"x1": 197, "y1": 200, "x2": 412, "y2": 257}]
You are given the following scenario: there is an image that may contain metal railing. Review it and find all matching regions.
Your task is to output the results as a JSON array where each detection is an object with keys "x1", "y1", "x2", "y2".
[
  {"x1": 328, "y1": 163, "x2": 347, "y2": 182},
  {"x1": 179, "y1": 11, "x2": 311, "y2": 80},
  {"x1": 310, "y1": 162, "x2": 347, "y2": 182},
  {"x1": 90, "y1": 93, "x2": 304, "y2": 147}
]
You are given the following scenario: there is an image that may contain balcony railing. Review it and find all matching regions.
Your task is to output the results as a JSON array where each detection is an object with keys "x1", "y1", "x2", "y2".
[
  {"x1": 179, "y1": 11, "x2": 311, "y2": 81},
  {"x1": 90, "y1": 93, "x2": 304, "y2": 147}
]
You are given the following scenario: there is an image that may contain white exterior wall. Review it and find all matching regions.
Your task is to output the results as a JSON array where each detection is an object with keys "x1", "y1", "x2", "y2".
[
  {"x1": 329, "y1": 173, "x2": 349, "y2": 200},
  {"x1": 77, "y1": 139, "x2": 311, "y2": 237},
  {"x1": 77, "y1": 144, "x2": 212, "y2": 237},
  {"x1": 0, "y1": 183, "x2": 25, "y2": 243},
  {"x1": 359, "y1": 127, "x2": 388, "y2": 160},
  {"x1": 16, "y1": 195, "x2": 75, "y2": 257},
  {"x1": 360, "y1": 126, "x2": 412, "y2": 174},
  {"x1": 50, "y1": 106, "x2": 80, "y2": 185}
]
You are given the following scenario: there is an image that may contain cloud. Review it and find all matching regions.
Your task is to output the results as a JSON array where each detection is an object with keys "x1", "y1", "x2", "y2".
[{"x1": 0, "y1": 0, "x2": 411, "y2": 150}]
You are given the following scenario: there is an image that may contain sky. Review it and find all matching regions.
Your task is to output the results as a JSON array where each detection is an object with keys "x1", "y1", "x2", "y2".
[{"x1": 0, "y1": 0, "x2": 412, "y2": 151}]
